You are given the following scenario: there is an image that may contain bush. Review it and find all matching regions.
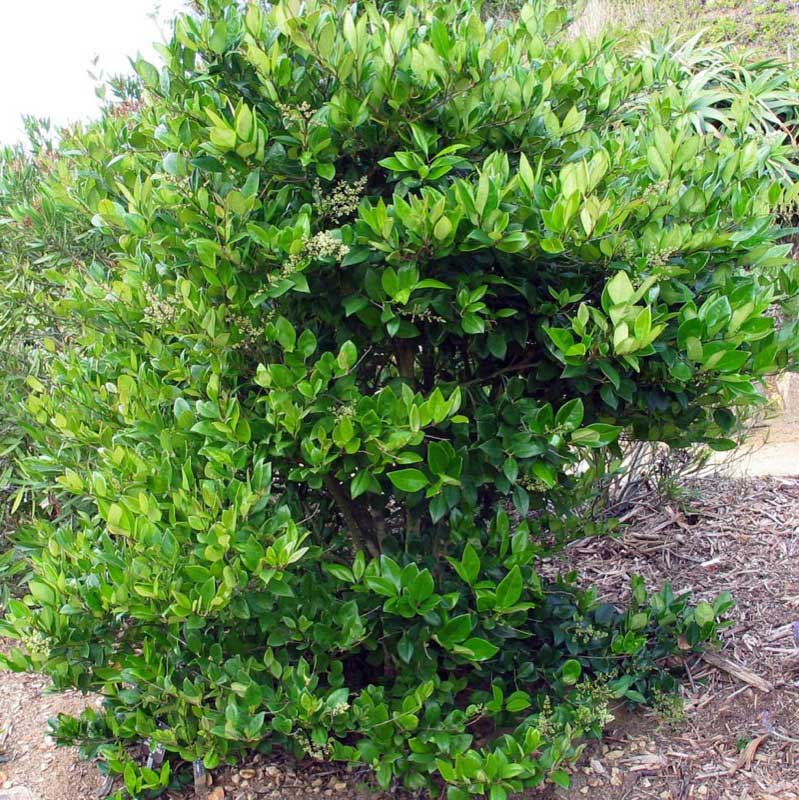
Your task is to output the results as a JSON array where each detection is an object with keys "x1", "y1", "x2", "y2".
[
  {"x1": 0, "y1": 117, "x2": 110, "y2": 599},
  {"x1": 2, "y1": 1, "x2": 798, "y2": 797}
]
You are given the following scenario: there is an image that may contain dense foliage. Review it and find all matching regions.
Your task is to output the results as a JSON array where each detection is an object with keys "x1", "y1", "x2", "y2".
[
  {"x1": 0, "y1": 117, "x2": 108, "y2": 595},
  {"x1": 2, "y1": 1, "x2": 799, "y2": 797}
]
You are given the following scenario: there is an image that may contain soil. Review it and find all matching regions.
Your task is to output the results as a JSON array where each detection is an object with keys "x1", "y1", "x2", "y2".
[
  {"x1": 0, "y1": 670, "x2": 102, "y2": 800},
  {"x1": 724, "y1": 374, "x2": 799, "y2": 478}
]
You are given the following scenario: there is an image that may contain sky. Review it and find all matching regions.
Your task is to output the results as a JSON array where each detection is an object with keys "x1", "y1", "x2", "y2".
[{"x1": 0, "y1": 0, "x2": 188, "y2": 144}]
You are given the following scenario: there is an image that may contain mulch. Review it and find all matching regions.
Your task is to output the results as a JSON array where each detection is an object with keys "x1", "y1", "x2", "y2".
[{"x1": 538, "y1": 475, "x2": 799, "y2": 800}]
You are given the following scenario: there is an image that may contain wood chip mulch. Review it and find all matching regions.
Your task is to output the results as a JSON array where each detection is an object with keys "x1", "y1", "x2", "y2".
[{"x1": 536, "y1": 475, "x2": 799, "y2": 800}]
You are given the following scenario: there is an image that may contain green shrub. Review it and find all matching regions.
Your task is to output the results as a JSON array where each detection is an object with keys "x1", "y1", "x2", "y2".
[
  {"x1": 2, "y1": 1, "x2": 798, "y2": 797},
  {"x1": 0, "y1": 117, "x2": 112, "y2": 599}
]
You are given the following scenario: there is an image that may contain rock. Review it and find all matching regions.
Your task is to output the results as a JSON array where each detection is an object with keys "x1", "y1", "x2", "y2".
[
  {"x1": 590, "y1": 758, "x2": 606, "y2": 775},
  {"x1": 0, "y1": 788, "x2": 36, "y2": 800},
  {"x1": 332, "y1": 782, "x2": 347, "y2": 791},
  {"x1": 262, "y1": 765, "x2": 282, "y2": 782},
  {"x1": 208, "y1": 788, "x2": 225, "y2": 800}
]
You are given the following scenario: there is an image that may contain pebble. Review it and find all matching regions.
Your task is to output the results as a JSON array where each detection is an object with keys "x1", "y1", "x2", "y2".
[
  {"x1": 208, "y1": 788, "x2": 225, "y2": 800},
  {"x1": 0, "y1": 788, "x2": 35, "y2": 800},
  {"x1": 332, "y1": 782, "x2": 347, "y2": 791}
]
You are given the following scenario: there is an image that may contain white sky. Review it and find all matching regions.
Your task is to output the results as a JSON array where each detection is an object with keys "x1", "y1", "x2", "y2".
[{"x1": 0, "y1": 0, "x2": 188, "y2": 144}]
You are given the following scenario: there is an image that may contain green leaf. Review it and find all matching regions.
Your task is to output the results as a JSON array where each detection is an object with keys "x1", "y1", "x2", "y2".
[
  {"x1": 388, "y1": 469, "x2": 428, "y2": 493},
  {"x1": 550, "y1": 770, "x2": 570, "y2": 789},
  {"x1": 433, "y1": 216, "x2": 453, "y2": 240},
  {"x1": 323, "y1": 563, "x2": 354, "y2": 582},
  {"x1": 397, "y1": 634, "x2": 414, "y2": 663},
  {"x1": 316, "y1": 162, "x2": 335, "y2": 180},
  {"x1": 437, "y1": 614, "x2": 473, "y2": 645},
  {"x1": 495, "y1": 565, "x2": 523, "y2": 610},
  {"x1": 28, "y1": 581, "x2": 55, "y2": 606},
  {"x1": 532, "y1": 461, "x2": 556, "y2": 488},
  {"x1": 607, "y1": 271, "x2": 635, "y2": 306},
  {"x1": 505, "y1": 690, "x2": 531, "y2": 712},
  {"x1": 210, "y1": 126, "x2": 237, "y2": 150},
  {"x1": 337, "y1": 340, "x2": 357, "y2": 370},
  {"x1": 459, "y1": 543, "x2": 480, "y2": 585},
  {"x1": 162, "y1": 152, "x2": 186, "y2": 176},
  {"x1": 275, "y1": 316, "x2": 296, "y2": 351},
  {"x1": 459, "y1": 637, "x2": 499, "y2": 661},
  {"x1": 209, "y1": 20, "x2": 228, "y2": 53},
  {"x1": 427, "y1": 441, "x2": 454, "y2": 476},
  {"x1": 235, "y1": 104, "x2": 254, "y2": 140},
  {"x1": 518, "y1": 152, "x2": 535, "y2": 193},
  {"x1": 555, "y1": 398, "x2": 584, "y2": 430},
  {"x1": 694, "y1": 601, "x2": 715, "y2": 627},
  {"x1": 461, "y1": 314, "x2": 485, "y2": 334},
  {"x1": 572, "y1": 423, "x2": 622, "y2": 447},
  {"x1": 135, "y1": 59, "x2": 159, "y2": 88},
  {"x1": 351, "y1": 470, "x2": 380, "y2": 499},
  {"x1": 561, "y1": 659, "x2": 582, "y2": 685},
  {"x1": 540, "y1": 236, "x2": 564, "y2": 254}
]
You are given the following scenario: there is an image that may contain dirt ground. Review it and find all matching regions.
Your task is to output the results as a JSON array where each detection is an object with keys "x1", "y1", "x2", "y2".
[
  {"x1": 717, "y1": 373, "x2": 799, "y2": 478},
  {"x1": 0, "y1": 475, "x2": 797, "y2": 800},
  {"x1": 0, "y1": 670, "x2": 102, "y2": 800}
]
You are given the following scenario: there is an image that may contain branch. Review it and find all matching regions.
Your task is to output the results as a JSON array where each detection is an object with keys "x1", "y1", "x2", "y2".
[
  {"x1": 322, "y1": 475, "x2": 380, "y2": 559},
  {"x1": 461, "y1": 359, "x2": 538, "y2": 387}
]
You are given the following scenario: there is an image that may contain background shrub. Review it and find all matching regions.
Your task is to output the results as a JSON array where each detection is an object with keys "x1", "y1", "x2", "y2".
[
  {"x1": 0, "y1": 117, "x2": 114, "y2": 599},
  {"x1": 1, "y1": 1, "x2": 797, "y2": 797}
]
